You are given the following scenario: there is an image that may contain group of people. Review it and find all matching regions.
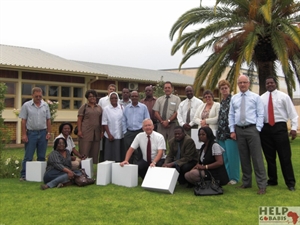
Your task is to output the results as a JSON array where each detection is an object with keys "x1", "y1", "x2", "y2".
[{"x1": 19, "y1": 75, "x2": 298, "y2": 194}]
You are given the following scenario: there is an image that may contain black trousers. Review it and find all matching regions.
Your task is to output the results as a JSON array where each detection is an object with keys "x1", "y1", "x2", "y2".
[
  {"x1": 176, "y1": 160, "x2": 198, "y2": 185},
  {"x1": 124, "y1": 129, "x2": 143, "y2": 163},
  {"x1": 136, "y1": 158, "x2": 165, "y2": 179},
  {"x1": 260, "y1": 122, "x2": 295, "y2": 187}
]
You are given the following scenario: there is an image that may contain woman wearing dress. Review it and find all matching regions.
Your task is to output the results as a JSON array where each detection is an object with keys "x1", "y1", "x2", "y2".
[
  {"x1": 193, "y1": 90, "x2": 220, "y2": 135},
  {"x1": 102, "y1": 92, "x2": 123, "y2": 162},
  {"x1": 216, "y1": 80, "x2": 240, "y2": 185},
  {"x1": 77, "y1": 90, "x2": 102, "y2": 164}
]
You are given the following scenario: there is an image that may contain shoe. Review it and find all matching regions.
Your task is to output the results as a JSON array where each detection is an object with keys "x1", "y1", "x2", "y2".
[
  {"x1": 236, "y1": 185, "x2": 251, "y2": 189},
  {"x1": 288, "y1": 187, "x2": 295, "y2": 191},
  {"x1": 257, "y1": 188, "x2": 266, "y2": 195},
  {"x1": 40, "y1": 184, "x2": 49, "y2": 190},
  {"x1": 19, "y1": 176, "x2": 26, "y2": 181},
  {"x1": 57, "y1": 183, "x2": 64, "y2": 188},
  {"x1": 228, "y1": 180, "x2": 237, "y2": 185}
]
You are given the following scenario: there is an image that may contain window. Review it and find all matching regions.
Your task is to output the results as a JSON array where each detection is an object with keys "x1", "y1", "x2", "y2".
[
  {"x1": 4, "y1": 82, "x2": 16, "y2": 108},
  {"x1": 16, "y1": 84, "x2": 83, "y2": 110}
]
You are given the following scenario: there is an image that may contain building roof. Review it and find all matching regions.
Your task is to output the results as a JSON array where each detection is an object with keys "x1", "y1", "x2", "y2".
[
  {"x1": 0, "y1": 44, "x2": 103, "y2": 75},
  {"x1": 0, "y1": 44, "x2": 194, "y2": 85},
  {"x1": 75, "y1": 60, "x2": 194, "y2": 85}
]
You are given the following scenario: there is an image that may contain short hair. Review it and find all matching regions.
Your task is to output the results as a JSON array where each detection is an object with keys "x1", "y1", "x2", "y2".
[
  {"x1": 174, "y1": 126, "x2": 185, "y2": 133},
  {"x1": 58, "y1": 122, "x2": 73, "y2": 134},
  {"x1": 218, "y1": 80, "x2": 230, "y2": 89},
  {"x1": 32, "y1": 87, "x2": 42, "y2": 94},
  {"x1": 198, "y1": 127, "x2": 215, "y2": 142},
  {"x1": 53, "y1": 137, "x2": 67, "y2": 150},
  {"x1": 265, "y1": 76, "x2": 277, "y2": 85},
  {"x1": 164, "y1": 81, "x2": 173, "y2": 88},
  {"x1": 85, "y1": 89, "x2": 97, "y2": 99},
  {"x1": 108, "y1": 84, "x2": 116, "y2": 90},
  {"x1": 143, "y1": 118, "x2": 153, "y2": 125},
  {"x1": 203, "y1": 90, "x2": 214, "y2": 99}
]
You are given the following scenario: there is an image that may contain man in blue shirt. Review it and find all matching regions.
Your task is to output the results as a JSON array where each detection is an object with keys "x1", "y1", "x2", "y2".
[
  {"x1": 229, "y1": 75, "x2": 267, "y2": 195},
  {"x1": 122, "y1": 91, "x2": 150, "y2": 162}
]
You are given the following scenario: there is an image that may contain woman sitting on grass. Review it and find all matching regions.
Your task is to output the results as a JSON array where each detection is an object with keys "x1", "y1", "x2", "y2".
[
  {"x1": 185, "y1": 126, "x2": 229, "y2": 187},
  {"x1": 41, "y1": 137, "x2": 81, "y2": 190}
]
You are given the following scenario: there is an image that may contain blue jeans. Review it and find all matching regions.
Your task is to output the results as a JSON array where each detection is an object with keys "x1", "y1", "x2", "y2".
[
  {"x1": 44, "y1": 169, "x2": 82, "y2": 188},
  {"x1": 20, "y1": 129, "x2": 48, "y2": 177}
]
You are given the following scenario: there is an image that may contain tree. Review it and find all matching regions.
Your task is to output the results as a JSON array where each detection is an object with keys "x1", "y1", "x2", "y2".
[{"x1": 170, "y1": 0, "x2": 300, "y2": 96}]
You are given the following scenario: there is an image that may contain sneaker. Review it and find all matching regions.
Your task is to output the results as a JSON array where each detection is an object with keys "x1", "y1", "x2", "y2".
[
  {"x1": 228, "y1": 180, "x2": 237, "y2": 185},
  {"x1": 19, "y1": 176, "x2": 26, "y2": 181},
  {"x1": 40, "y1": 184, "x2": 49, "y2": 190},
  {"x1": 57, "y1": 183, "x2": 64, "y2": 188}
]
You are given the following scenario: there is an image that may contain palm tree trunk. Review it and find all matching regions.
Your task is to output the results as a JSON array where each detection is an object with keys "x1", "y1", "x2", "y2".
[{"x1": 256, "y1": 61, "x2": 275, "y2": 95}]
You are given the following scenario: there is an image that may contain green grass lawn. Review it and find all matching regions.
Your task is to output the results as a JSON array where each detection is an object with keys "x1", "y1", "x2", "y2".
[{"x1": 0, "y1": 138, "x2": 299, "y2": 225}]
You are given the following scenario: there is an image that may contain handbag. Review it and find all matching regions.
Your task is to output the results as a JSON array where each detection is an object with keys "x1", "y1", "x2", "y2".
[
  {"x1": 74, "y1": 168, "x2": 95, "y2": 187},
  {"x1": 194, "y1": 170, "x2": 223, "y2": 196},
  {"x1": 74, "y1": 104, "x2": 87, "y2": 135}
]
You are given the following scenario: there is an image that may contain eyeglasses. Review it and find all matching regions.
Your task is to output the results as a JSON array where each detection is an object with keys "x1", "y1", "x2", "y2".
[
  {"x1": 204, "y1": 96, "x2": 212, "y2": 99},
  {"x1": 238, "y1": 81, "x2": 249, "y2": 85}
]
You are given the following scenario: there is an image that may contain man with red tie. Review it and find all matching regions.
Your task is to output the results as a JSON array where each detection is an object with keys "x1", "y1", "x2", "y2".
[
  {"x1": 120, "y1": 118, "x2": 165, "y2": 179},
  {"x1": 260, "y1": 77, "x2": 298, "y2": 191}
]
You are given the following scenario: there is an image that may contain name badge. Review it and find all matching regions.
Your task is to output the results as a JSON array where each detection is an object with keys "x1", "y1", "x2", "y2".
[{"x1": 170, "y1": 102, "x2": 176, "y2": 105}]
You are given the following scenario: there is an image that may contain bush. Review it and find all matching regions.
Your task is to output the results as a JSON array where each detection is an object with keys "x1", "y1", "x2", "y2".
[{"x1": 0, "y1": 157, "x2": 21, "y2": 178}]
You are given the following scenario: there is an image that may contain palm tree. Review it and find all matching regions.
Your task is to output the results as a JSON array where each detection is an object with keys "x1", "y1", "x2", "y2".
[{"x1": 170, "y1": 0, "x2": 300, "y2": 96}]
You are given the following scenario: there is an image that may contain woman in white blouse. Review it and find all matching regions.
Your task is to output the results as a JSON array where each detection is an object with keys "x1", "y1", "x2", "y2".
[
  {"x1": 193, "y1": 90, "x2": 220, "y2": 135},
  {"x1": 102, "y1": 92, "x2": 123, "y2": 162}
]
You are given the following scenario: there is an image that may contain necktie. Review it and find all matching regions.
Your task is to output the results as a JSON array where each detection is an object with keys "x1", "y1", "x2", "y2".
[
  {"x1": 176, "y1": 142, "x2": 181, "y2": 160},
  {"x1": 268, "y1": 92, "x2": 275, "y2": 126},
  {"x1": 162, "y1": 96, "x2": 169, "y2": 120},
  {"x1": 240, "y1": 93, "x2": 246, "y2": 124},
  {"x1": 147, "y1": 135, "x2": 151, "y2": 163},
  {"x1": 186, "y1": 100, "x2": 191, "y2": 123}
]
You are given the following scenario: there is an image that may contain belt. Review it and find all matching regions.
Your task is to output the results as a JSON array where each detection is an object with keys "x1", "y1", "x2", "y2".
[
  {"x1": 127, "y1": 128, "x2": 143, "y2": 132},
  {"x1": 27, "y1": 129, "x2": 46, "y2": 132},
  {"x1": 236, "y1": 124, "x2": 255, "y2": 129}
]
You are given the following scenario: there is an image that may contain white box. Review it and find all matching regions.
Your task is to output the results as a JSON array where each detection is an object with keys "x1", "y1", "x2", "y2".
[
  {"x1": 142, "y1": 167, "x2": 179, "y2": 194},
  {"x1": 96, "y1": 161, "x2": 114, "y2": 185},
  {"x1": 112, "y1": 163, "x2": 138, "y2": 187},
  {"x1": 81, "y1": 158, "x2": 93, "y2": 178},
  {"x1": 26, "y1": 161, "x2": 47, "y2": 182}
]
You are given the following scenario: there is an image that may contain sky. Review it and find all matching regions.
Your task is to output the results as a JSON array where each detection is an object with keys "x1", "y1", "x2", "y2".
[{"x1": 0, "y1": 0, "x2": 215, "y2": 70}]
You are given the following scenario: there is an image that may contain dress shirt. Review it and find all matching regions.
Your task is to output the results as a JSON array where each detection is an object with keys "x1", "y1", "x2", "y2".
[
  {"x1": 55, "y1": 133, "x2": 76, "y2": 153},
  {"x1": 19, "y1": 99, "x2": 51, "y2": 130},
  {"x1": 131, "y1": 131, "x2": 166, "y2": 161},
  {"x1": 98, "y1": 96, "x2": 110, "y2": 109},
  {"x1": 153, "y1": 94, "x2": 181, "y2": 121},
  {"x1": 261, "y1": 89, "x2": 298, "y2": 130},
  {"x1": 119, "y1": 99, "x2": 132, "y2": 108},
  {"x1": 102, "y1": 104, "x2": 123, "y2": 139},
  {"x1": 177, "y1": 96, "x2": 203, "y2": 127},
  {"x1": 122, "y1": 102, "x2": 150, "y2": 134},
  {"x1": 229, "y1": 90, "x2": 264, "y2": 132}
]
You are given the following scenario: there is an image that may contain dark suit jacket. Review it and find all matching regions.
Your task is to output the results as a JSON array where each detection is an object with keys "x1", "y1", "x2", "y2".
[{"x1": 165, "y1": 135, "x2": 198, "y2": 167}]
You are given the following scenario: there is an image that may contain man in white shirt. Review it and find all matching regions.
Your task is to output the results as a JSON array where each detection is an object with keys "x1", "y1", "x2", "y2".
[
  {"x1": 120, "y1": 118, "x2": 165, "y2": 179},
  {"x1": 98, "y1": 84, "x2": 117, "y2": 109},
  {"x1": 260, "y1": 77, "x2": 298, "y2": 191},
  {"x1": 177, "y1": 86, "x2": 203, "y2": 136}
]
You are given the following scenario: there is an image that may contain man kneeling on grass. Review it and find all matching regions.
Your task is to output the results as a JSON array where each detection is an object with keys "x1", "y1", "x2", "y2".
[
  {"x1": 120, "y1": 118, "x2": 165, "y2": 179},
  {"x1": 162, "y1": 126, "x2": 198, "y2": 185}
]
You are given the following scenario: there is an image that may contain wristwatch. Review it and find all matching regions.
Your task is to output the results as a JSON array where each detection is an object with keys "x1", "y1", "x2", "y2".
[{"x1": 167, "y1": 119, "x2": 171, "y2": 123}]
